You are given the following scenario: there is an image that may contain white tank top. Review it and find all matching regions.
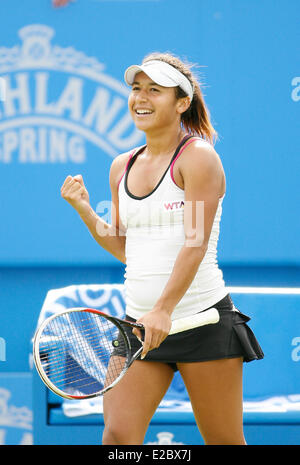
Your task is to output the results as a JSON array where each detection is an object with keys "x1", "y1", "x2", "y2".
[{"x1": 118, "y1": 135, "x2": 228, "y2": 321}]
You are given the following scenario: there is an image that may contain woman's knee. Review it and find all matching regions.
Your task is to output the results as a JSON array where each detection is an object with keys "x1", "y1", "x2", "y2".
[
  {"x1": 102, "y1": 423, "x2": 144, "y2": 445},
  {"x1": 102, "y1": 425, "x2": 124, "y2": 445}
]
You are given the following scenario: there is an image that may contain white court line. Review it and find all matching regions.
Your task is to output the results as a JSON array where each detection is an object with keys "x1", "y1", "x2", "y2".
[{"x1": 228, "y1": 286, "x2": 300, "y2": 294}]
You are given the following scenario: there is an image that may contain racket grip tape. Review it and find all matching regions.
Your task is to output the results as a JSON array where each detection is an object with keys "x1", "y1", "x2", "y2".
[{"x1": 169, "y1": 308, "x2": 220, "y2": 335}]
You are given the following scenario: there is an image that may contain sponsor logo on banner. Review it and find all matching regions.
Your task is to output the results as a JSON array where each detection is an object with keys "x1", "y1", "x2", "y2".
[
  {"x1": 146, "y1": 431, "x2": 184, "y2": 445},
  {"x1": 0, "y1": 77, "x2": 6, "y2": 102},
  {"x1": 0, "y1": 24, "x2": 143, "y2": 164},
  {"x1": 0, "y1": 387, "x2": 33, "y2": 445},
  {"x1": 291, "y1": 76, "x2": 300, "y2": 101},
  {"x1": 291, "y1": 337, "x2": 300, "y2": 361}
]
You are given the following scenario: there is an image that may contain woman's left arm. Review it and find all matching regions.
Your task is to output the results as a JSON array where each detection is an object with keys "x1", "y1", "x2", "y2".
[
  {"x1": 134, "y1": 141, "x2": 225, "y2": 358},
  {"x1": 154, "y1": 141, "x2": 225, "y2": 313}
]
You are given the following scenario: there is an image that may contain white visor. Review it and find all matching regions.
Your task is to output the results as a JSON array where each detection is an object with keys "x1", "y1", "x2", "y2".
[{"x1": 124, "y1": 60, "x2": 194, "y2": 101}]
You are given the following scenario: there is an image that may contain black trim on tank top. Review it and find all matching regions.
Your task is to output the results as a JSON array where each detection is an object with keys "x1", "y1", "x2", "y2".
[{"x1": 124, "y1": 135, "x2": 194, "y2": 200}]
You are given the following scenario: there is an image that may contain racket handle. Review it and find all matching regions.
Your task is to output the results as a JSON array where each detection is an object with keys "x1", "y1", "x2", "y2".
[
  {"x1": 125, "y1": 308, "x2": 219, "y2": 334},
  {"x1": 169, "y1": 308, "x2": 220, "y2": 335}
]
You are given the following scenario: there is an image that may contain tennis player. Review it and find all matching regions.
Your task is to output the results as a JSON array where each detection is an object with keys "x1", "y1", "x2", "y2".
[{"x1": 61, "y1": 52, "x2": 263, "y2": 445}]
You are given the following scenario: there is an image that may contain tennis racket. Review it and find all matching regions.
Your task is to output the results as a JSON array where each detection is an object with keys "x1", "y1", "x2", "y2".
[{"x1": 33, "y1": 307, "x2": 219, "y2": 400}]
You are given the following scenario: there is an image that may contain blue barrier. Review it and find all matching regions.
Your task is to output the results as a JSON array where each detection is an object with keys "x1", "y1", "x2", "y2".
[{"x1": 32, "y1": 284, "x2": 300, "y2": 445}]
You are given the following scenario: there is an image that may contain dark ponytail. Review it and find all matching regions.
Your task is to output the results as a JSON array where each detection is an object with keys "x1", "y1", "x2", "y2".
[{"x1": 142, "y1": 52, "x2": 218, "y2": 145}]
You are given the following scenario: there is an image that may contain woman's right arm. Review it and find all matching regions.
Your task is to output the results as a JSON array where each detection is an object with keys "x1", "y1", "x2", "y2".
[{"x1": 60, "y1": 153, "x2": 129, "y2": 264}]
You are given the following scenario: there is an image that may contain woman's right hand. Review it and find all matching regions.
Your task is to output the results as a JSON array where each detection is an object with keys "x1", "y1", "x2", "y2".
[{"x1": 60, "y1": 175, "x2": 90, "y2": 215}]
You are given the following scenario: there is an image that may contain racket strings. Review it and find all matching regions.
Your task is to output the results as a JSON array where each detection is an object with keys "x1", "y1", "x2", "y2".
[
  {"x1": 39, "y1": 327, "x2": 114, "y2": 373},
  {"x1": 37, "y1": 311, "x2": 129, "y2": 396},
  {"x1": 40, "y1": 324, "x2": 123, "y2": 391}
]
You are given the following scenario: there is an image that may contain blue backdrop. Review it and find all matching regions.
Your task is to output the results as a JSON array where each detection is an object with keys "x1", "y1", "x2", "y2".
[
  {"x1": 0, "y1": 0, "x2": 299, "y2": 444},
  {"x1": 0, "y1": 0, "x2": 299, "y2": 266}
]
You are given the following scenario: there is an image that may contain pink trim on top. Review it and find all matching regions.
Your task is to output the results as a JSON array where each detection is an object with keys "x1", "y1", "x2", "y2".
[
  {"x1": 117, "y1": 150, "x2": 135, "y2": 191},
  {"x1": 170, "y1": 137, "x2": 199, "y2": 186}
]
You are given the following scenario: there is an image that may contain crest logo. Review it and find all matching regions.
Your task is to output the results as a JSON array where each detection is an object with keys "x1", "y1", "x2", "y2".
[
  {"x1": 0, "y1": 24, "x2": 143, "y2": 164},
  {"x1": 0, "y1": 338, "x2": 5, "y2": 362}
]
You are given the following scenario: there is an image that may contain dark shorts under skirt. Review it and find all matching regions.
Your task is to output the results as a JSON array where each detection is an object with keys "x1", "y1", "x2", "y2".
[{"x1": 114, "y1": 294, "x2": 264, "y2": 372}]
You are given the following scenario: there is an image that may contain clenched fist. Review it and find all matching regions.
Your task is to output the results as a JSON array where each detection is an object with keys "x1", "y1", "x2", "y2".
[{"x1": 61, "y1": 175, "x2": 90, "y2": 215}]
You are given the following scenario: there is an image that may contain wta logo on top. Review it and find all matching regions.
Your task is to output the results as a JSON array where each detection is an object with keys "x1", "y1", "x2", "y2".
[{"x1": 0, "y1": 25, "x2": 143, "y2": 164}]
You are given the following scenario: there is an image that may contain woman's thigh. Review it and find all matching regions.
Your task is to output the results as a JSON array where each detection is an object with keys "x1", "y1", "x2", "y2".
[
  {"x1": 102, "y1": 360, "x2": 174, "y2": 445},
  {"x1": 177, "y1": 357, "x2": 246, "y2": 445}
]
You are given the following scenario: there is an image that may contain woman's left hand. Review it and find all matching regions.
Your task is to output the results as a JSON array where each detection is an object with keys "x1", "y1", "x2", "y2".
[{"x1": 132, "y1": 309, "x2": 172, "y2": 359}]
